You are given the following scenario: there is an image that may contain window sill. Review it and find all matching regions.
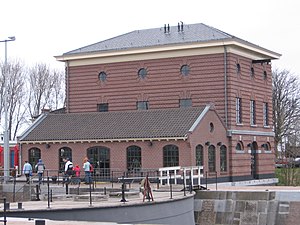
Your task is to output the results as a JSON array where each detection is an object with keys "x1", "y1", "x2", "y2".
[
  {"x1": 236, "y1": 123, "x2": 243, "y2": 126},
  {"x1": 250, "y1": 124, "x2": 257, "y2": 127},
  {"x1": 263, "y1": 125, "x2": 270, "y2": 128},
  {"x1": 235, "y1": 150, "x2": 245, "y2": 154}
]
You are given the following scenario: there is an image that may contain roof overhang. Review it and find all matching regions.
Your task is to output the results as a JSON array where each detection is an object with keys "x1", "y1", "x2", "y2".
[
  {"x1": 55, "y1": 39, "x2": 281, "y2": 67},
  {"x1": 19, "y1": 136, "x2": 188, "y2": 145}
]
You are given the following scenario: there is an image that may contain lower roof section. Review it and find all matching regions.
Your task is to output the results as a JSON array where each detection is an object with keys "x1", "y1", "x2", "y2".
[{"x1": 18, "y1": 106, "x2": 208, "y2": 144}]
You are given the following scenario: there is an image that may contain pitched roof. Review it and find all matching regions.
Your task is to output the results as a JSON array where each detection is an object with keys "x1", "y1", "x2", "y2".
[
  {"x1": 19, "y1": 107, "x2": 208, "y2": 143},
  {"x1": 63, "y1": 23, "x2": 234, "y2": 55}
]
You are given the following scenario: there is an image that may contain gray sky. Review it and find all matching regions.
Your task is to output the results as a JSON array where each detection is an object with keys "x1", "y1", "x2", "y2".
[{"x1": 1, "y1": 0, "x2": 299, "y2": 75}]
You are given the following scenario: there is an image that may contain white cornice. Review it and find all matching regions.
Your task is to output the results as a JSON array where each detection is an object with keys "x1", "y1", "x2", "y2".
[
  {"x1": 19, "y1": 136, "x2": 188, "y2": 145},
  {"x1": 55, "y1": 39, "x2": 281, "y2": 67}
]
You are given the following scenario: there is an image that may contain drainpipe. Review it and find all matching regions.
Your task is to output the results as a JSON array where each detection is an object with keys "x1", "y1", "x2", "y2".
[
  {"x1": 65, "y1": 61, "x2": 69, "y2": 113},
  {"x1": 224, "y1": 45, "x2": 228, "y2": 127}
]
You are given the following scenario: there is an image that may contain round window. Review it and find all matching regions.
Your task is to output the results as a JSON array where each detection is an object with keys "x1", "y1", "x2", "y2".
[
  {"x1": 98, "y1": 71, "x2": 107, "y2": 82},
  {"x1": 138, "y1": 68, "x2": 147, "y2": 79},
  {"x1": 180, "y1": 65, "x2": 190, "y2": 76}
]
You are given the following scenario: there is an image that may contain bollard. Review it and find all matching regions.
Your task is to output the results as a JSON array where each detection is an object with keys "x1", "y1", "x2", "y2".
[
  {"x1": 36, "y1": 185, "x2": 40, "y2": 201},
  {"x1": 104, "y1": 187, "x2": 107, "y2": 195},
  {"x1": 18, "y1": 202, "x2": 22, "y2": 209},
  {"x1": 5, "y1": 202, "x2": 10, "y2": 210},
  {"x1": 35, "y1": 220, "x2": 45, "y2": 225},
  {"x1": 120, "y1": 176, "x2": 127, "y2": 202},
  {"x1": 65, "y1": 182, "x2": 69, "y2": 195}
]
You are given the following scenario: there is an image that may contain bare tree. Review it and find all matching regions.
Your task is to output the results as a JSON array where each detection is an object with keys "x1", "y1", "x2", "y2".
[
  {"x1": 272, "y1": 69, "x2": 300, "y2": 156},
  {"x1": 48, "y1": 69, "x2": 65, "y2": 109},
  {"x1": 0, "y1": 59, "x2": 27, "y2": 140},
  {"x1": 27, "y1": 63, "x2": 56, "y2": 118}
]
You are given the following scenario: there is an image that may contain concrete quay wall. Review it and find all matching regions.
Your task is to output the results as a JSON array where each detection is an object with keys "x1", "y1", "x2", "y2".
[{"x1": 194, "y1": 190, "x2": 300, "y2": 225}]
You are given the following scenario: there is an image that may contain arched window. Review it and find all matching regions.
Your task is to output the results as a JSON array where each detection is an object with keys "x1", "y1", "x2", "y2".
[
  {"x1": 127, "y1": 145, "x2": 141, "y2": 172},
  {"x1": 87, "y1": 146, "x2": 110, "y2": 177},
  {"x1": 208, "y1": 145, "x2": 216, "y2": 172},
  {"x1": 163, "y1": 145, "x2": 179, "y2": 167},
  {"x1": 236, "y1": 142, "x2": 243, "y2": 151},
  {"x1": 28, "y1": 148, "x2": 41, "y2": 171},
  {"x1": 195, "y1": 144, "x2": 203, "y2": 166},
  {"x1": 58, "y1": 147, "x2": 72, "y2": 172},
  {"x1": 220, "y1": 145, "x2": 227, "y2": 172}
]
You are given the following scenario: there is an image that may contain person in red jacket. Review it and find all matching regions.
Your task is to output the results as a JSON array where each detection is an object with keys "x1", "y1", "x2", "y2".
[{"x1": 73, "y1": 164, "x2": 81, "y2": 184}]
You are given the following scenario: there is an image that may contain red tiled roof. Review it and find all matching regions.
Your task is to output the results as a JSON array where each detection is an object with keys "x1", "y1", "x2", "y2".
[{"x1": 19, "y1": 107, "x2": 206, "y2": 143}]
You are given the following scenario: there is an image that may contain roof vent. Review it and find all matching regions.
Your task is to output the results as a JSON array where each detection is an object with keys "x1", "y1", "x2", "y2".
[
  {"x1": 164, "y1": 24, "x2": 170, "y2": 34},
  {"x1": 178, "y1": 21, "x2": 184, "y2": 32}
]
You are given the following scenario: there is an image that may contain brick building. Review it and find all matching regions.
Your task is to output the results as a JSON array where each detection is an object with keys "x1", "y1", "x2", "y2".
[{"x1": 18, "y1": 23, "x2": 280, "y2": 182}]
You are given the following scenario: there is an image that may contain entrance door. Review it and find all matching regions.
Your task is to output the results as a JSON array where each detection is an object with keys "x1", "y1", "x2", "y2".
[
  {"x1": 87, "y1": 146, "x2": 110, "y2": 180},
  {"x1": 250, "y1": 142, "x2": 258, "y2": 179}
]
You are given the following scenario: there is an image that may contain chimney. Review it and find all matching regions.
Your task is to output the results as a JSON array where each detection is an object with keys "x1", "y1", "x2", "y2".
[
  {"x1": 180, "y1": 21, "x2": 184, "y2": 32},
  {"x1": 167, "y1": 24, "x2": 170, "y2": 33},
  {"x1": 178, "y1": 23, "x2": 180, "y2": 32},
  {"x1": 164, "y1": 24, "x2": 167, "y2": 33},
  {"x1": 41, "y1": 108, "x2": 50, "y2": 114}
]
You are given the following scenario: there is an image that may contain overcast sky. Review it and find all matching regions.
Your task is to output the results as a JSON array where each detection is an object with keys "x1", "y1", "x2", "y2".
[{"x1": 1, "y1": 0, "x2": 299, "y2": 75}]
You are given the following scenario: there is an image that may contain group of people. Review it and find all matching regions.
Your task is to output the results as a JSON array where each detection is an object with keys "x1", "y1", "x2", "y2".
[
  {"x1": 63, "y1": 157, "x2": 93, "y2": 184},
  {"x1": 22, "y1": 159, "x2": 45, "y2": 184},
  {"x1": 22, "y1": 156, "x2": 93, "y2": 185}
]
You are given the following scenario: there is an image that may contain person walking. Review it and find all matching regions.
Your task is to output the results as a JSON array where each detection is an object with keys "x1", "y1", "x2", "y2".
[
  {"x1": 83, "y1": 157, "x2": 92, "y2": 184},
  {"x1": 63, "y1": 158, "x2": 74, "y2": 183},
  {"x1": 23, "y1": 161, "x2": 32, "y2": 184},
  {"x1": 35, "y1": 159, "x2": 45, "y2": 184}
]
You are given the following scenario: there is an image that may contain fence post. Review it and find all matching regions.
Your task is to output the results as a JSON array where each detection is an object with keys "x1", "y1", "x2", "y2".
[
  {"x1": 120, "y1": 175, "x2": 127, "y2": 203},
  {"x1": 47, "y1": 177, "x2": 50, "y2": 208},
  {"x1": 36, "y1": 185, "x2": 40, "y2": 201},
  {"x1": 215, "y1": 172, "x2": 218, "y2": 191},
  {"x1": 3, "y1": 197, "x2": 7, "y2": 225},
  {"x1": 169, "y1": 173, "x2": 173, "y2": 199},
  {"x1": 205, "y1": 171, "x2": 208, "y2": 190},
  {"x1": 89, "y1": 182, "x2": 92, "y2": 206},
  {"x1": 183, "y1": 172, "x2": 186, "y2": 196}
]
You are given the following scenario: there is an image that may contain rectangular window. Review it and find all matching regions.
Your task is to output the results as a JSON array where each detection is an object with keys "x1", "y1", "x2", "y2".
[
  {"x1": 250, "y1": 100, "x2": 256, "y2": 125},
  {"x1": 236, "y1": 97, "x2": 242, "y2": 124},
  {"x1": 179, "y1": 98, "x2": 192, "y2": 108},
  {"x1": 137, "y1": 101, "x2": 149, "y2": 110},
  {"x1": 97, "y1": 103, "x2": 108, "y2": 112},
  {"x1": 263, "y1": 102, "x2": 269, "y2": 126}
]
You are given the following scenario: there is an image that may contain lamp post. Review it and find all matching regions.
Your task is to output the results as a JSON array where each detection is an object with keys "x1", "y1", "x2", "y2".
[{"x1": 0, "y1": 36, "x2": 16, "y2": 182}]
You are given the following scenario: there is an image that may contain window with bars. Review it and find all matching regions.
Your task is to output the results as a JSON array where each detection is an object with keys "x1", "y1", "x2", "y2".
[
  {"x1": 220, "y1": 145, "x2": 227, "y2": 172},
  {"x1": 163, "y1": 145, "x2": 179, "y2": 167},
  {"x1": 127, "y1": 145, "x2": 141, "y2": 172},
  {"x1": 179, "y1": 98, "x2": 192, "y2": 108},
  {"x1": 263, "y1": 102, "x2": 269, "y2": 126},
  {"x1": 195, "y1": 145, "x2": 203, "y2": 166},
  {"x1": 28, "y1": 148, "x2": 41, "y2": 171},
  {"x1": 137, "y1": 101, "x2": 149, "y2": 110},
  {"x1": 97, "y1": 103, "x2": 108, "y2": 112},
  {"x1": 250, "y1": 100, "x2": 256, "y2": 125},
  {"x1": 208, "y1": 145, "x2": 216, "y2": 172},
  {"x1": 58, "y1": 147, "x2": 72, "y2": 172},
  {"x1": 236, "y1": 97, "x2": 242, "y2": 124}
]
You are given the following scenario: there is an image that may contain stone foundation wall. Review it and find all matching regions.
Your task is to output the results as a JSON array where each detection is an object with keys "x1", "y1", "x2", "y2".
[{"x1": 194, "y1": 190, "x2": 300, "y2": 225}]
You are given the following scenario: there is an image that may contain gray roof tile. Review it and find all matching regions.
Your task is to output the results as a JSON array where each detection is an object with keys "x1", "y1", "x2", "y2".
[
  {"x1": 64, "y1": 23, "x2": 233, "y2": 55},
  {"x1": 19, "y1": 107, "x2": 206, "y2": 142}
]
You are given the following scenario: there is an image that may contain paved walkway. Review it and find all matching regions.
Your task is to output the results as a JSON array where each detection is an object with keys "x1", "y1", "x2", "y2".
[
  {"x1": 2, "y1": 179, "x2": 300, "y2": 224},
  {"x1": 1, "y1": 182, "x2": 190, "y2": 225}
]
